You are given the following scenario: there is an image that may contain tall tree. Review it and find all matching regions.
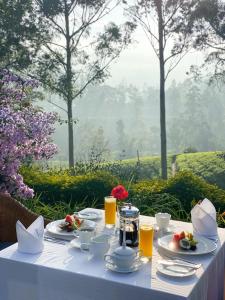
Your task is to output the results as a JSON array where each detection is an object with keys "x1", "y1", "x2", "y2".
[
  {"x1": 35, "y1": 0, "x2": 135, "y2": 168},
  {"x1": 126, "y1": 0, "x2": 196, "y2": 179},
  {"x1": 0, "y1": 0, "x2": 46, "y2": 70}
]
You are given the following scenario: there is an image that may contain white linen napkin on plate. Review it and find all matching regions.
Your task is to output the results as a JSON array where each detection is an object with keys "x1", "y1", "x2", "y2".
[
  {"x1": 16, "y1": 216, "x2": 44, "y2": 254},
  {"x1": 191, "y1": 198, "x2": 218, "y2": 240}
]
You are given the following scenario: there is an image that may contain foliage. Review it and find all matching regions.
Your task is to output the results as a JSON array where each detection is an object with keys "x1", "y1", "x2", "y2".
[
  {"x1": 20, "y1": 166, "x2": 225, "y2": 228},
  {"x1": 0, "y1": 0, "x2": 46, "y2": 70},
  {"x1": 20, "y1": 195, "x2": 87, "y2": 221},
  {"x1": 21, "y1": 167, "x2": 118, "y2": 207},
  {"x1": 189, "y1": 0, "x2": 225, "y2": 83},
  {"x1": 176, "y1": 152, "x2": 225, "y2": 189},
  {"x1": 165, "y1": 171, "x2": 225, "y2": 212},
  {"x1": 0, "y1": 69, "x2": 57, "y2": 199}
]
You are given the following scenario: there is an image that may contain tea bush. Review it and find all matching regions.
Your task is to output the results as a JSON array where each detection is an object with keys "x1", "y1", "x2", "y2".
[{"x1": 176, "y1": 152, "x2": 225, "y2": 189}]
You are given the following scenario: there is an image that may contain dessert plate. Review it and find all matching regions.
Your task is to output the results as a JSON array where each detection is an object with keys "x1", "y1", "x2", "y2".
[
  {"x1": 76, "y1": 209, "x2": 102, "y2": 220},
  {"x1": 46, "y1": 219, "x2": 96, "y2": 238},
  {"x1": 157, "y1": 262, "x2": 196, "y2": 277},
  {"x1": 158, "y1": 234, "x2": 217, "y2": 255}
]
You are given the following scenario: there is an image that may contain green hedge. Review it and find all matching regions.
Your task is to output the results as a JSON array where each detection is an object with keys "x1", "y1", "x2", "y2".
[
  {"x1": 22, "y1": 168, "x2": 118, "y2": 208},
  {"x1": 21, "y1": 167, "x2": 225, "y2": 220}
]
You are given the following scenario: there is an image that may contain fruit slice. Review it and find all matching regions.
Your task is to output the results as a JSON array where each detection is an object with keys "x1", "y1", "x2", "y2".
[
  {"x1": 179, "y1": 238, "x2": 191, "y2": 250},
  {"x1": 179, "y1": 231, "x2": 186, "y2": 240},
  {"x1": 173, "y1": 233, "x2": 180, "y2": 242},
  {"x1": 65, "y1": 214, "x2": 74, "y2": 224}
]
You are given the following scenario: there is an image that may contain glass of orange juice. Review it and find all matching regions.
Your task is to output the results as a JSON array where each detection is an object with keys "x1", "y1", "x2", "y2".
[
  {"x1": 104, "y1": 196, "x2": 116, "y2": 228},
  {"x1": 139, "y1": 224, "x2": 154, "y2": 258}
]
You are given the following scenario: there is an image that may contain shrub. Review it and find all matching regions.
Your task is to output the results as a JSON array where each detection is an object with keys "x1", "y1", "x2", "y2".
[
  {"x1": 165, "y1": 171, "x2": 225, "y2": 211},
  {"x1": 176, "y1": 151, "x2": 225, "y2": 189},
  {"x1": 22, "y1": 167, "x2": 119, "y2": 208},
  {"x1": 130, "y1": 191, "x2": 189, "y2": 221}
]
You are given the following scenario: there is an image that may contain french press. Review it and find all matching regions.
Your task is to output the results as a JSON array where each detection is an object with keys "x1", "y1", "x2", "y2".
[{"x1": 119, "y1": 203, "x2": 139, "y2": 247}]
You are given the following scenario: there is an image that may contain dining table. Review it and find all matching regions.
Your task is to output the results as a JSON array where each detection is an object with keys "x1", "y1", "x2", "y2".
[{"x1": 0, "y1": 209, "x2": 224, "y2": 300}]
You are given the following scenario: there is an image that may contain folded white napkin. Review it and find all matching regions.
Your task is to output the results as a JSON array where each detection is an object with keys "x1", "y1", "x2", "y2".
[
  {"x1": 191, "y1": 198, "x2": 218, "y2": 240},
  {"x1": 16, "y1": 216, "x2": 44, "y2": 254}
]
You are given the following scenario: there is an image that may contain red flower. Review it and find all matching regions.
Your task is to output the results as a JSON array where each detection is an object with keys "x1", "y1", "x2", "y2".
[{"x1": 111, "y1": 185, "x2": 128, "y2": 201}]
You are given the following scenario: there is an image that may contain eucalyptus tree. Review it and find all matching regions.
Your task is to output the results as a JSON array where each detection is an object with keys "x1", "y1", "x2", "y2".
[
  {"x1": 0, "y1": 0, "x2": 46, "y2": 70},
  {"x1": 35, "y1": 0, "x2": 135, "y2": 168},
  {"x1": 189, "y1": 0, "x2": 225, "y2": 83},
  {"x1": 126, "y1": 0, "x2": 196, "y2": 179}
]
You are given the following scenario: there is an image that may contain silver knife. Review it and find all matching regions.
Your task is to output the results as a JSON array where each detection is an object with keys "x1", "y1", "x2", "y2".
[{"x1": 158, "y1": 259, "x2": 201, "y2": 269}]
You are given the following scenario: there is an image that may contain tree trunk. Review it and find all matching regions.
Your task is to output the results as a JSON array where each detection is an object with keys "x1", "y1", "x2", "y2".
[
  {"x1": 65, "y1": 2, "x2": 74, "y2": 169},
  {"x1": 67, "y1": 100, "x2": 74, "y2": 168},
  {"x1": 158, "y1": 0, "x2": 167, "y2": 179}
]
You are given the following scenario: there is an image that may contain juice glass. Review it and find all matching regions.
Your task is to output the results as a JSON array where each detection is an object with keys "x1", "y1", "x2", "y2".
[
  {"x1": 104, "y1": 196, "x2": 116, "y2": 228},
  {"x1": 139, "y1": 225, "x2": 154, "y2": 258}
]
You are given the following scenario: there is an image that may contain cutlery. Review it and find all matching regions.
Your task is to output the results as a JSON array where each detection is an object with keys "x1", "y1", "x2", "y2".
[
  {"x1": 164, "y1": 265, "x2": 193, "y2": 274},
  {"x1": 163, "y1": 255, "x2": 200, "y2": 265},
  {"x1": 158, "y1": 259, "x2": 201, "y2": 269},
  {"x1": 44, "y1": 236, "x2": 67, "y2": 245}
]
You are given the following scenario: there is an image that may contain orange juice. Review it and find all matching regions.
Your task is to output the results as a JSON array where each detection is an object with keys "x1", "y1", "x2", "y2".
[
  {"x1": 104, "y1": 196, "x2": 116, "y2": 227},
  {"x1": 139, "y1": 225, "x2": 154, "y2": 257}
]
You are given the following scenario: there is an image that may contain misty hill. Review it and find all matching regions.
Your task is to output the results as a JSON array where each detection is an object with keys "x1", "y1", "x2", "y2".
[{"x1": 45, "y1": 78, "x2": 225, "y2": 162}]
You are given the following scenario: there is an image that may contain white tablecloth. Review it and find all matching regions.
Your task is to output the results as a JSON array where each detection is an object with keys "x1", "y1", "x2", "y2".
[{"x1": 0, "y1": 212, "x2": 225, "y2": 300}]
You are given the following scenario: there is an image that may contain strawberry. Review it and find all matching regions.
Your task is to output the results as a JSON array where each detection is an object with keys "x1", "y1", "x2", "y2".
[
  {"x1": 65, "y1": 214, "x2": 74, "y2": 224},
  {"x1": 173, "y1": 233, "x2": 180, "y2": 242}
]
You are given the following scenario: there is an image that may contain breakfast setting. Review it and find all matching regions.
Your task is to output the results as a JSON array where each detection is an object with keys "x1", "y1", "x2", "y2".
[{"x1": 1, "y1": 184, "x2": 223, "y2": 300}]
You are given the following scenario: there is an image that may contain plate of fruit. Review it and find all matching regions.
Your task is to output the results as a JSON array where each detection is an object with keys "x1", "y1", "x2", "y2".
[
  {"x1": 46, "y1": 214, "x2": 96, "y2": 237},
  {"x1": 158, "y1": 231, "x2": 217, "y2": 255}
]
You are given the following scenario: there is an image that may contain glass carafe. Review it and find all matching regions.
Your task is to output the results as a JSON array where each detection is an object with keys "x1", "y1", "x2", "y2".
[{"x1": 119, "y1": 203, "x2": 139, "y2": 247}]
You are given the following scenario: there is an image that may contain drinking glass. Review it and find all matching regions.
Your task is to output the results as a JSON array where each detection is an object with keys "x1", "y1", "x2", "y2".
[
  {"x1": 139, "y1": 224, "x2": 154, "y2": 258},
  {"x1": 104, "y1": 196, "x2": 116, "y2": 228}
]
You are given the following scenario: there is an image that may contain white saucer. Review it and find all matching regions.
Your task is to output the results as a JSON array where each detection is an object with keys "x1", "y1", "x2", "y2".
[
  {"x1": 76, "y1": 209, "x2": 102, "y2": 220},
  {"x1": 106, "y1": 261, "x2": 142, "y2": 273},
  {"x1": 157, "y1": 262, "x2": 196, "y2": 277}
]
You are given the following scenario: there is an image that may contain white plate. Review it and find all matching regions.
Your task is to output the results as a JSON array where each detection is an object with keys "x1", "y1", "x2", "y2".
[
  {"x1": 76, "y1": 210, "x2": 102, "y2": 220},
  {"x1": 157, "y1": 262, "x2": 196, "y2": 277},
  {"x1": 106, "y1": 261, "x2": 142, "y2": 273},
  {"x1": 158, "y1": 234, "x2": 217, "y2": 255},
  {"x1": 46, "y1": 219, "x2": 96, "y2": 237}
]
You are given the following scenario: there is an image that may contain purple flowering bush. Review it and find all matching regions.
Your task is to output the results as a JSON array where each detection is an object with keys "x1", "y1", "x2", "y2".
[{"x1": 0, "y1": 69, "x2": 58, "y2": 199}]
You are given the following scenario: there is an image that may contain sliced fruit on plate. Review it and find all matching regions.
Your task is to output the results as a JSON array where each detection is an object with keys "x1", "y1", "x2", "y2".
[
  {"x1": 179, "y1": 238, "x2": 191, "y2": 250},
  {"x1": 173, "y1": 231, "x2": 198, "y2": 251},
  {"x1": 58, "y1": 214, "x2": 83, "y2": 232}
]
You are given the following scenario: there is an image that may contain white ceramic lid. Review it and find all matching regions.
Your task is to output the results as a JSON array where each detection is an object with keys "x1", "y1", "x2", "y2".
[{"x1": 114, "y1": 245, "x2": 136, "y2": 257}]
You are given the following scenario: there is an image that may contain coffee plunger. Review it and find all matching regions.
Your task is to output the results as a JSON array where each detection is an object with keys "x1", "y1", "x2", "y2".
[{"x1": 119, "y1": 203, "x2": 139, "y2": 247}]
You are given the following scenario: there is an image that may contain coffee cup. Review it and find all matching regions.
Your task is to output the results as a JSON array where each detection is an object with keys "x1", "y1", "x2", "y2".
[
  {"x1": 77, "y1": 227, "x2": 95, "y2": 250},
  {"x1": 155, "y1": 212, "x2": 171, "y2": 230},
  {"x1": 89, "y1": 234, "x2": 110, "y2": 259}
]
